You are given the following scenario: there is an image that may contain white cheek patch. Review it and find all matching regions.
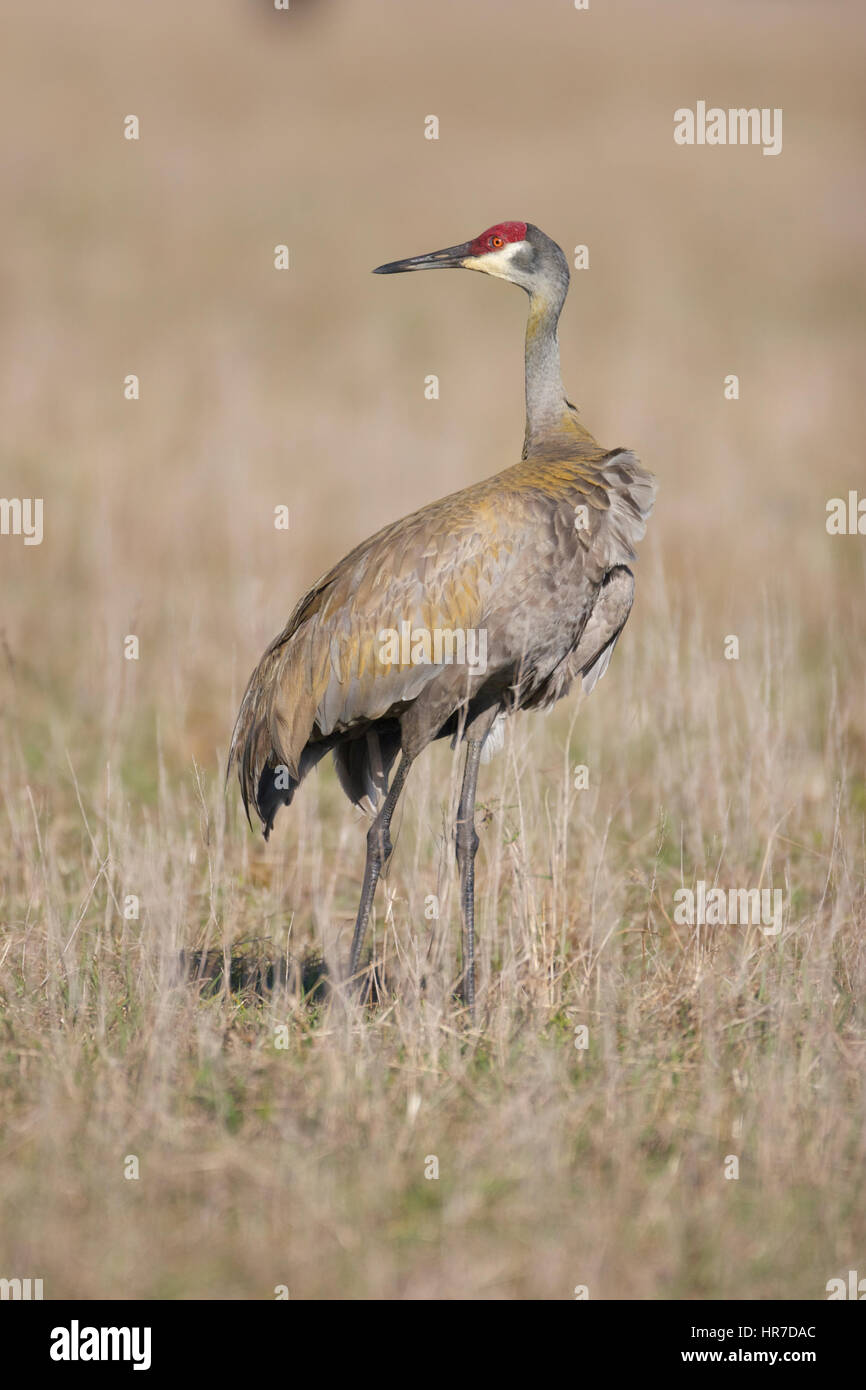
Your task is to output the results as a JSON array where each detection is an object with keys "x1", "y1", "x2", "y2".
[{"x1": 462, "y1": 240, "x2": 527, "y2": 279}]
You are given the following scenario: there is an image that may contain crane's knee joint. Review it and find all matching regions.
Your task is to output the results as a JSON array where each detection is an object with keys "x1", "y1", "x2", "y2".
[
  {"x1": 367, "y1": 817, "x2": 392, "y2": 865},
  {"x1": 455, "y1": 819, "x2": 479, "y2": 859}
]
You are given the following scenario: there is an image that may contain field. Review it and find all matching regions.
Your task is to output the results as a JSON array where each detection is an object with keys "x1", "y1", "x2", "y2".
[{"x1": 1, "y1": 0, "x2": 865, "y2": 1299}]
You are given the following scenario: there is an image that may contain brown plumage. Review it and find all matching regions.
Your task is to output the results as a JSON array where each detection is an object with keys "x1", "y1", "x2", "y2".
[{"x1": 229, "y1": 221, "x2": 655, "y2": 1014}]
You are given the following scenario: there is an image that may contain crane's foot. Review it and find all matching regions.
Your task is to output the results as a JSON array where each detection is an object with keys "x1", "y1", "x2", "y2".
[
  {"x1": 455, "y1": 974, "x2": 476, "y2": 1022},
  {"x1": 347, "y1": 956, "x2": 387, "y2": 1007}
]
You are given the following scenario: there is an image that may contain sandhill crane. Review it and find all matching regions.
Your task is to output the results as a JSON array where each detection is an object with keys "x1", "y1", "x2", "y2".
[{"x1": 229, "y1": 221, "x2": 655, "y2": 1016}]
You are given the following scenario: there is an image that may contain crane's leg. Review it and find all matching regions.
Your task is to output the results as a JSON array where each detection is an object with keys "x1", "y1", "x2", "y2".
[
  {"x1": 456, "y1": 737, "x2": 484, "y2": 1018},
  {"x1": 348, "y1": 752, "x2": 412, "y2": 987}
]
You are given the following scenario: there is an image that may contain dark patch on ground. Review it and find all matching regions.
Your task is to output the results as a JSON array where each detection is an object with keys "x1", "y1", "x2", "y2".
[{"x1": 177, "y1": 946, "x2": 330, "y2": 1001}]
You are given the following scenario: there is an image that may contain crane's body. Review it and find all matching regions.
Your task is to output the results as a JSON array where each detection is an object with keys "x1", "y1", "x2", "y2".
[{"x1": 230, "y1": 221, "x2": 655, "y2": 1015}]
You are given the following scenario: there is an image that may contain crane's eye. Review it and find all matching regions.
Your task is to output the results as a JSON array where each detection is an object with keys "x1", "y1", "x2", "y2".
[{"x1": 490, "y1": 235, "x2": 504, "y2": 249}]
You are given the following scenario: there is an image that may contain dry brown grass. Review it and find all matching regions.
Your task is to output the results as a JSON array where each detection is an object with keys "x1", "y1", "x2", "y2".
[{"x1": 1, "y1": 0, "x2": 865, "y2": 1298}]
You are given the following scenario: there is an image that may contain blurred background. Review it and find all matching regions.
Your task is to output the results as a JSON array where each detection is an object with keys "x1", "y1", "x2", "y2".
[
  {"x1": 1, "y1": 0, "x2": 864, "y2": 1300},
  {"x1": 3, "y1": 0, "x2": 863, "y2": 775}
]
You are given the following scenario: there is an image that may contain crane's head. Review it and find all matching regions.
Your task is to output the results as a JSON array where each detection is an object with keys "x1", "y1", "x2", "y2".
[{"x1": 373, "y1": 221, "x2": 569, "y2": 300}]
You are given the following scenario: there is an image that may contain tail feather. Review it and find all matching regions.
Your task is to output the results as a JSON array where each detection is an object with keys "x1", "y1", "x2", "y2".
[
  {"x1": 228, "y1": 635, "x2": 402, "y2": 836},
  {"x1": 256, "y1": 743, "x2": 330, "y2": 839},
  {"x1": 228, "y1": 638, "x2": 316, "y2": 834}
]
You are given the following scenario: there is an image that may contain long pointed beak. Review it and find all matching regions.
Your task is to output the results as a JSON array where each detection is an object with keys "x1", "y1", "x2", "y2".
[{"x1": 372, "y1": 241, "x2": 474, "y2": 274}]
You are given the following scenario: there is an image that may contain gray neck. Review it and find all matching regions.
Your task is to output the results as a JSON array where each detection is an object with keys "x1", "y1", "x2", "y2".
[{"x1": 523, "y1": 284, "x2": 569, "y2": 454}]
